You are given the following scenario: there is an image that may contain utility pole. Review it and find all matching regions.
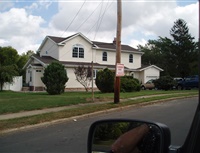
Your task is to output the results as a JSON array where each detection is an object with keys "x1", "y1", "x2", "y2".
[{"x1": 114, "y1": 0, "x2": 122, "y2": 103}]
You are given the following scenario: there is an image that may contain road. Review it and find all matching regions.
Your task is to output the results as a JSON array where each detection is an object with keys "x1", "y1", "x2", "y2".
[{"x1": 0, "y1": 97, "x2": 198, "y2": 153}]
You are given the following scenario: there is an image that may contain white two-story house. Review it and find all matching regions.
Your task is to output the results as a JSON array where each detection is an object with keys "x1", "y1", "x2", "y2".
[{"x1": 23, "y1": 32, "x2": 163, "y2": 91}]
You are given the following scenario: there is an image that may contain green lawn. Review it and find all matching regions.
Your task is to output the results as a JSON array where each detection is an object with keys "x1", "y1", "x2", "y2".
[{"x1": 0, "y1": 90, "x2": 198, "y2": 115}]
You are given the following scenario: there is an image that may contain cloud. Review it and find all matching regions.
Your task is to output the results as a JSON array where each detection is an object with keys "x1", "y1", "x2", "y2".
[
  {"x1": 50, "y1": 1, "x2": 198, "y2": 45},
  {"x1": 130, "y1": 38, "x2": 148, "y2": 49},
  {"x1": 0, "y1": 0, "x2": 198, "y2": 55},
  {"x1": 0, "y1": 8, "x2": 46, "y2": 54}
]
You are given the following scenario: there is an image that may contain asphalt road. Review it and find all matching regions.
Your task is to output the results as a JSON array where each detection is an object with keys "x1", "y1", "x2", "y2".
[{"x1": 0, "y1": 97, "x2": 198, "y2": 153}]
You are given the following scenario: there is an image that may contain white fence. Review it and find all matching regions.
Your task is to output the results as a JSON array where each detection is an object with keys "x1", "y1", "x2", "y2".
[{"x1": 3, "y1": 76, "x2": 22, "y2": 91}]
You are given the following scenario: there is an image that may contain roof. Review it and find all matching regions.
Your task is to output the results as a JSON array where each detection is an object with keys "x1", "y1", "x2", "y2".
[
  {"x1": 29, "y1": 54, "x2": 130, "y2": 70},
  {"x1": 47, "y1": 33, "x2": 93, "y2": 45},
  {"x1": 32, "y1": 54, "x2": 58, "y2": 65},
  {"x1": 40, "y1": 33, "x2": 142, "y2": 54},
  {"x1": 92, "y1": 41, "x2": 139, "y2": 52},
  {"x1": 136, "y1": 65, "x2": 164, "y2": 72}
]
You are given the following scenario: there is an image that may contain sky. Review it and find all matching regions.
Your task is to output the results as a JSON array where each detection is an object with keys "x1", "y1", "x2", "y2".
[{"x1": 0, "y1": 0, "x2": 198, "y2": 54}]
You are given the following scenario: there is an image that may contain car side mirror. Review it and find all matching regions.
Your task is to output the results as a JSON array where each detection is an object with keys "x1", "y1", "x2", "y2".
[{"x1": 87, "y1": 119, "x2": 171, "y2": 153}]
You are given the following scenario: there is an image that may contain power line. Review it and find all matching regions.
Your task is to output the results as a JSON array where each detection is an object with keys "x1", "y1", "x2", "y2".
[
  {"x1": 61, "y1": 0, "x2": 87, "y2": 36},
  {"x1": 41, "y1": 0, "x2": 87, "y2": 55},
  {"x1": 93, "y1": 0, "x2": 112, "y2": 40}
]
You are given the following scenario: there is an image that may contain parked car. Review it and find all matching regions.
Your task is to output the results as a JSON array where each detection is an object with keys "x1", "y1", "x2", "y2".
[
  {"x1": 177, "y1": 75, "x2": 199, "y2": 90},
  {"x1": 141, "y1": 79, "x2": 155, "y2": 90}
]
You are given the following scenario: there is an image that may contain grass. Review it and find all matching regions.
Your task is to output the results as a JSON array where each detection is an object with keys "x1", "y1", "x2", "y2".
[
  {"x1": 0, "y1": 90, "x2": 198, "y2": 132},
  {"x1": 0, "y1": 90, "x2": 198, "y2": 114}
]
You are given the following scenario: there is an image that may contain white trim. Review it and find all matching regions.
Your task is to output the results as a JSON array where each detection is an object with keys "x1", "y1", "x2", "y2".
[
  {"x1": 94, "y1": 47, "x2": 144, "y2": 55},
  {"x1": 59, "y1": 32, "x2": 93, "y2": 45},
  {"x1": 139, "y1": 65, "x2": 163, "y2": 72}
]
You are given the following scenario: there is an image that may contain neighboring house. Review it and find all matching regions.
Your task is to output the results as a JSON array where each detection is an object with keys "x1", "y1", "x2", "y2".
[{"x1": 23, "y1": 32, "x2": 163, "y2": 91}]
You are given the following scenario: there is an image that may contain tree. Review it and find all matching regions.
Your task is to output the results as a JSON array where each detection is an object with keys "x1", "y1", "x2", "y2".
[
  {"x1": 0, "y1": 65, "x2": 18, "y2": 91},
  {"x1": 169, "y1": 19, "x2": 198, "y2": 77},
  {"x1": 0, "y1": 46, "x2": 19, "y2": 66},
  {"x1": 74, "y1": 65, "x2": 92, "y2": 92},
  {"x1": 17, "y1": 50, "x2": 34, "y2": 84},
  {"x1": 0, "y1": 46, "x2": 19, "y2": 91},
  {"x1": 95, "y1": 68, "x2": 115, "y2": 93},
  {"x1": 41, "y1": 62, "x2": 69, "y2": 95},
  {"x1": 121, "y1": 76, "x2": 140, "y2": 92},
  {"x1": 140, "y1": 19, "x2": 198, "y2": 78}
]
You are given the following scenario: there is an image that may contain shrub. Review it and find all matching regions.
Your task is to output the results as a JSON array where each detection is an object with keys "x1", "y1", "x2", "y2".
[
  {"x1": 41, "y1": 62, "x2": 69, "y2": 95},
  {"x1": 95, "y1": 68, "x2": 114, "y2": 93},
  {"x1": 121, "y1": 76, "x2": 141, "y2": 92},
  {"x1": 153, "y1": 76, "x2": 176, "y2": 90}
]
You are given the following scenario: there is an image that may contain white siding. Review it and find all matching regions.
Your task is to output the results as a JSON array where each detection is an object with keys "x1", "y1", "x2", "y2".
[
  {"x1": 58, "y1": 35, "x2": 94, "y2": 62},
  {"x1": 121, "y1": 52, "x2": 142, "y2": 69},
  {"x1": 96, "y1": 49, "x2": 142, "y2": 69},
  {"x1": 65, "y1": 68, "x2": 97, "y2": 88},
  {"x1": 96, "y1": 50, "x2": 116, "y2": 65},
  {"x1": 40, "y1": 39, "x2": 59, "y2": 60}
]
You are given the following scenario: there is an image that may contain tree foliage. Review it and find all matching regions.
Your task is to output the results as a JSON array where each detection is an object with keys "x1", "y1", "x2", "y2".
[
  {"x1": 153, "y1": 76, "x2": 176, "y2": 90},
  {"x1": 74, "y1": 65, "x2": 92, "y2": 92},
  {"x1": 140, "y1": 19, "x2": 198, "y2": 78},
  {"x1": 41, "y1": 62, "x2": 69, "y2": 95},
  {"x1": 95, "y1": 68, "x2": 115, "y2": 93},
  {"x1": 0, "y1": 46, "x2": 19, "y2": 91},
  {"x1": 121, "y1": 76, "x2": 140, "y2": 92},
  {"x1": 0, "y1": 65, "x2": 19, "y2": 91}
]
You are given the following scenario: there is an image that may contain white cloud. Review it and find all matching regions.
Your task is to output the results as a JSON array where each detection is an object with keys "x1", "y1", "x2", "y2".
[
  {"x1": 130, "y1": 38, "x2": 148, "y2": 49},
  {"x1": 0, "y1": 1, "x2": 198, "y2": 55},
  {"x1": 50, "y1": 1, "x2": 198, "y2": 46},
  {"x1": 0, "y1": 8, "x2": 46, "y2": 54}
]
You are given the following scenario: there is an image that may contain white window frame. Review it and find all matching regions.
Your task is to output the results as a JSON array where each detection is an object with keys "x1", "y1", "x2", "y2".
[
  {"x1": 72, "y1": 44, "x2": 84, "y2": 58},
  {"x1": 102, "y1": 52, "x2": 107, "y2": 61},
  {"x1": 129, "y1": 54, "x2": 133, "y2": 63}
]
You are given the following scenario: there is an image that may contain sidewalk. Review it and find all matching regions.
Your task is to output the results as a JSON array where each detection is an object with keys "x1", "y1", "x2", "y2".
[{"x1": 0, "y1": 94, "x2": 194, "y2": 120}]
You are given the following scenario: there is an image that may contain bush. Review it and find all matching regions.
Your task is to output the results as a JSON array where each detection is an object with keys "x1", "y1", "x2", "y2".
[
  {"x1": 41, "y1": 62, "x2": 69, "y2": 95},
  {"x1": 95, "y1": 68, "x2": 115, "y2": 93},
  {"x1": 153, "y1": 76, "x2": 176, "y2": 90},
  {"x1": 121, "y1": 76, "x2": 141, "y2": 92}
]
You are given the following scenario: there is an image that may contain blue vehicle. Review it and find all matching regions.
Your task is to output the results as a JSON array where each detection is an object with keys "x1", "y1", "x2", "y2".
[{"x1": 177, "y1": 75, "x2": 199, "y2": 90}]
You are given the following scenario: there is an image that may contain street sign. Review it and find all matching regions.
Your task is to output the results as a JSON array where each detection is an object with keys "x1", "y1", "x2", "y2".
[{"x1": 116, "y1": 63, "x2": 124, "y2": 77}]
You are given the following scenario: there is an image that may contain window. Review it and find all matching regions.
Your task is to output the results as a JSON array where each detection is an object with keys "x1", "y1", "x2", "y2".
[
  {"x1": 72, "y1": 44, "x2": 84, "y2": 58},
  {"x1": 102, "y1": 52, "x2": 107, "y2": 61},
  {"x1": 129, "y1": 54, "x2": 133, "y2": 63}
]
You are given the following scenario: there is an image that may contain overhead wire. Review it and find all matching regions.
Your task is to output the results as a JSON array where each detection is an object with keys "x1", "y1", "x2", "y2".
[
  {"x1": 75, "y1": 1, "x2": 103, "y2": 31},
  {"x1": 61, "y1": 0, "x2": 87, "y2": 37},
  {"x1": 42, "y1": 0, "x2": 87, "y2": 55},
  {"x1": 93, "y1": 0, "x2": 112, "y2": 40},
  {"x1": 59, "y1": 0, "x2": 114, "y2": 60},
  {"x1": 86, "y1": 0, "x2": 114, "y2": 36},
  {"x1": 38, "y1": 0, "x2": 114, "y2": 62}
]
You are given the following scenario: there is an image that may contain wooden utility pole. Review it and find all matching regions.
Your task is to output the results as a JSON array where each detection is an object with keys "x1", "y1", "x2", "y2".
[{"x1": 114, "y1": 0, "x2": 122, "y2": 103}]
